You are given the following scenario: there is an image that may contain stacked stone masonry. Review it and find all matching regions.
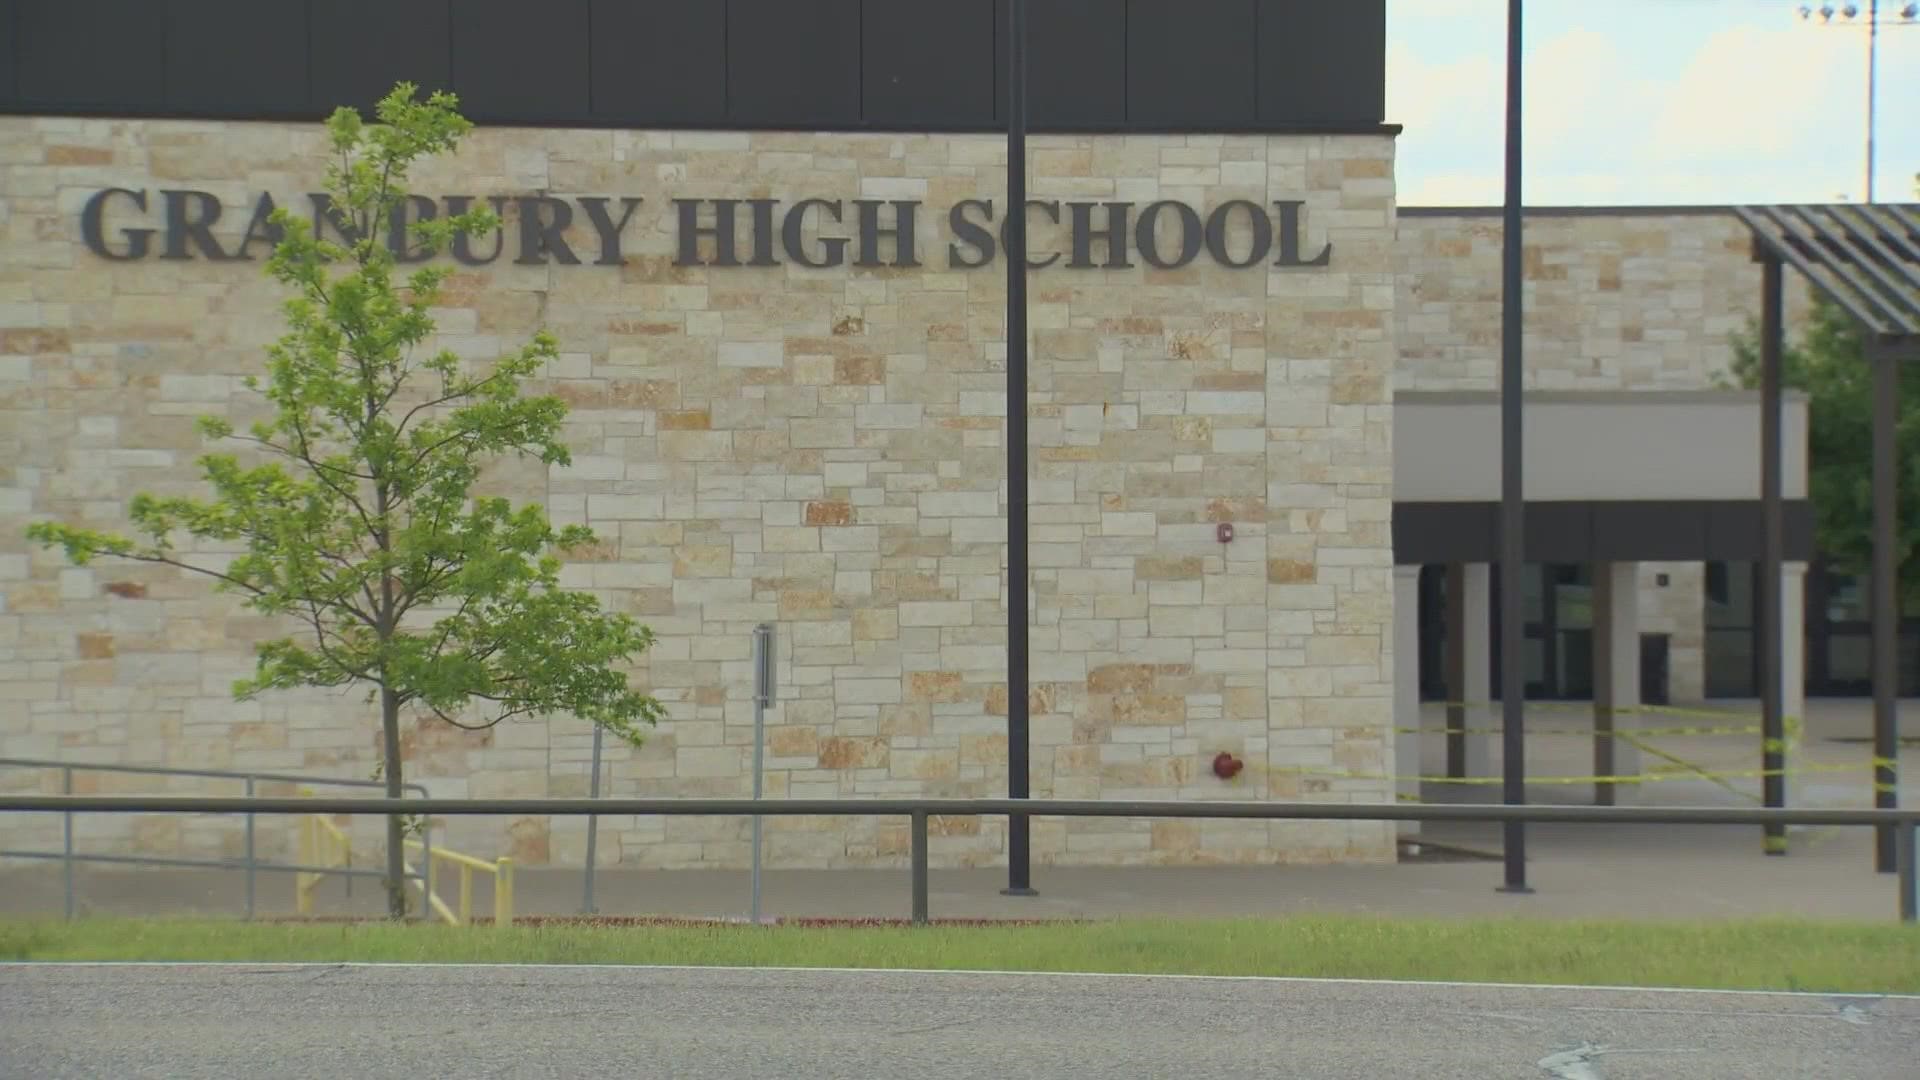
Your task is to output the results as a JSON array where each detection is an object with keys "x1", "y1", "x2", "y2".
[{"x1": 0, "y1": 118, "x2": 1400, "y2": 869}]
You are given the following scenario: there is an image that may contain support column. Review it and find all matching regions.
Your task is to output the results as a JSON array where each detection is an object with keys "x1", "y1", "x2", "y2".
[
  {"x1": 1443, "y1": 563, "x2": 1494, "y2": 785},
  {"x1": 1872, "y1": 338, "x2": 1900, "y2": 873},
  {"x1": 1592, "y1": 561, "x2": 1641, "y2": 805},
  {"x1": 1394, "y1": 565, "x2": 1423, "y2": 832},
  {"x1": 1781, "y1": 561, "x2": 1808, "y2": 813}
]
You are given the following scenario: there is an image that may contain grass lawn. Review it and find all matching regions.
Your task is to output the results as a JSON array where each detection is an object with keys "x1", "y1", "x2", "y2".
[{"x1": 2, "y1": 916, "x2": 1915, "y2": 994}]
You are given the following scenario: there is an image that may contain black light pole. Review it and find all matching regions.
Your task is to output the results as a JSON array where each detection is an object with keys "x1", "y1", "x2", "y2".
[
  {"x1": 1003, "y1": 0, "x2": 1036, "y2": 898},
  {"x1": 1498, "y1": 0, "x2": 1532, "y2": 894}
]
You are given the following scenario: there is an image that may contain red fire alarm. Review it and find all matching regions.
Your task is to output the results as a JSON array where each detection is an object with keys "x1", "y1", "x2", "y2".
[
  {"x1": 1216, "y1": 522, "x2": 1234, "y2": 544},
  {"x1": 1212, "y1": 752, "x2": 1245, "y2": 780}
]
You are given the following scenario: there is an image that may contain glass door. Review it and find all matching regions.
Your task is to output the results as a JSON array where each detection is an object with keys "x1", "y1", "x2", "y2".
[{"x1": 1490, "y1": 563, "x2": 1593, "y2": 700}]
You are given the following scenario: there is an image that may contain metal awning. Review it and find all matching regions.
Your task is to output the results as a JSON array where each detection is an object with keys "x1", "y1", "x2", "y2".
[{"x1": 1735, "y1": 203, "x2": 1920, "y2": 337}]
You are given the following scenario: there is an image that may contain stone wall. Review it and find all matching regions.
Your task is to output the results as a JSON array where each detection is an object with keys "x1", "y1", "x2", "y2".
[
  {"x1": 0, "y1": 117, "x2": 1399, "y2": 869},
  {"x1": 1394, "y1": 208, "x2": 1817, "y2": 702}
]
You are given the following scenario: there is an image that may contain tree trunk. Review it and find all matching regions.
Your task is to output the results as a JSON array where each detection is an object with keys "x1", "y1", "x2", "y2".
[{"x1": 380, "y1": 685, "x2": 407, "y2": 920}]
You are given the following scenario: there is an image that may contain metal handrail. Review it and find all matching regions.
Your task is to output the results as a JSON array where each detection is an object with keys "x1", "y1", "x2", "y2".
[
  {"x1": 402, "y1": 838, "x2": 515, "y2": 928},
  {"x1": 0, "y1": 759, "x2": 433, "y2": 919},
  {"x1": 0, "y1": 757, "x2": 424, "y2": 791},
  {"x1": 3, "y1": 795, "x2": 1915, "y2": 924}
]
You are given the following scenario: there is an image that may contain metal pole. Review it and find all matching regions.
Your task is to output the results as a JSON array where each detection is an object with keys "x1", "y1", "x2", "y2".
[
  {"x1": 1899, "y1": 819, "x2": 1917, "y2": 923},
  {"x1": 1445, "y1": 564, "x2": 1467, "y2": 778},
  {"x1": 1760, "y1": 254, "x2": 1787, "y2": 855},
  {"x1": 62, "y1": 766, "x2": 75, "y2": 919},
  {"x1": 1497, "y1": 0, "x2": 1531, "y2": 894},
  {"x1": 910, "y1": 810, "x2": 930, "y2": 925},
  {"x1": 1866, "y1": 0, "x2": 1879, "y2": 202},
  {"x1": 751, "y1": 623, "x2": 775, "y2": 922},
  {"x1": 581, "y1": 722, "x2": 603, "y2": 915},
  {"x1": 244, "y1": 777, "x2": 257, "y2": 919},
  {"x1": 1872, "y1": 339, "x2": 1899, "y2": 872},
  {"x1": 1003, "y1": 0, "x2": 1036, "y2": 899}
]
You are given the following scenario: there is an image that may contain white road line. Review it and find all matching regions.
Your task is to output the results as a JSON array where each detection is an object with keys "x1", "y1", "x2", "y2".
[{"x1": 1, "y1": 960, "x2": 1913, "y2": 1000}]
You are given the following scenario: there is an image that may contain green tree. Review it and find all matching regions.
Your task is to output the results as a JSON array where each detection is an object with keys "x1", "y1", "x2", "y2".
[
  {"x1": 1726, "y1": 297, "x2": 1920, "y2": 610},
  {"x1": 28, "y1": 84, "x2": 664, "y2": 919}
]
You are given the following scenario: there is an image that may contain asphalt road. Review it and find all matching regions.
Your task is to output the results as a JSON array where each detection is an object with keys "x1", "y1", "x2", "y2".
[{"x1": 1, "y1": 964, "x2": 1914, "y2": 1079}]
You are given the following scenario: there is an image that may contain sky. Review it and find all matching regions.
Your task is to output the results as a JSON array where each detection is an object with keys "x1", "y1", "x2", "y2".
[{"x1": 1386, "y1": 0, "x2": 1920, "y2": 206}]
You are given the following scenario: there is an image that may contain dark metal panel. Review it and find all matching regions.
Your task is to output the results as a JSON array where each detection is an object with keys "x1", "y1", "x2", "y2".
[
  {"x1": 311, "y1": 0, "x2": 452, "y2": 115},
  {"x1": 0, "y1": 0, "x2": 18, "y2": 106},
  {"x1": 452, "y1": 0, "x2": 591, "y2": 123},
  {"x1": 1258, "y1": 0, "x2": 1385, "y2": 127},
  {"x1": 1003, "y1": 0, "x2": 1128, "y2": 129},
  {"x1": 1525, "y1": 502, "x2": 1592, "y2": 563},
  {"x1": 1397, "y1": 501, "x2": 1815, "y2": 566},
  {"x1": 1703, "y1": 501, "x2": 1816, "y2": 562},
  {"x1": 589, "y1": 0, "x2": 725, "y2": 125},
  {"x1": 15, "y1": 0, "x2": 166, "y2": 109},
  {"x1": 726, "y1": 0, "x2": 860, "y2": 127},
  {"x1": 1590, "y1": 502, "x2": 1699, "y2": 562},
  {"x1": 165, "y1": 0, "x2": 310, "y2": 114},
  {"x1": 1393, "y1": 503, "x2": 1495, "y2": 565},
  {"x1": 1125, "y1": 0, "x2": 1256, "y2": 128},
  {"x1": 864, "y1": 0, "x2": 994, "y2": 126}
]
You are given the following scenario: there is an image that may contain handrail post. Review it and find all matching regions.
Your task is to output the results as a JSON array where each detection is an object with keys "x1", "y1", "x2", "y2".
[
  {"x1": 61, "y1": 766, "x2": 75, "y2": 920},
  {"x1": 295, "y1": 816, "x2": 312, "y2": 916},
  {"x1": 910, "y1": 810, "x2": 929, "y2": 926},
  {"x1": 243, "y1": 777, "x2": 257, "y2": 921},
  {"x1": 1899, "y1": 818, "x2": 1917, "y2": 924},
  {"x1": 495, "y1": 857, "x2": 514, "y2": 928},
  {"x1": 459, "y1": 863, "x2": 473, "y2": 926}
]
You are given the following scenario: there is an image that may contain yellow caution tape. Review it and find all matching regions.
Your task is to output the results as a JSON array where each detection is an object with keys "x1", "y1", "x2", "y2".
[
  {"x1": 1272, "y1": 762, "x2": 1869, "y2": 787},
  {"x1": 1395, "y1": 724, "x2": 1768, "y2": 738},
  {"x1": 1434, "y1": 700, "x2": 1791, "y2": 724},
  {"x1": 1615, "y1": 730, "x2": 1756, "y2": 804}
]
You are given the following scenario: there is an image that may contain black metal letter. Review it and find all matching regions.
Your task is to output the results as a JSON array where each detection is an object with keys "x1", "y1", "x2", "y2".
[
  {"x1": 854, "y1": 200, "x2": 922, "y2": 268},
  {"x1": 1133, "y1": 201, "x2": 1202, "y2": 270},
  {"x1": 781, "y1": 199, "x2": 848, "y2": 269},
  {"x1": 516, "y1": 196, "x2": 580, "y2": 265},
  {"x1": 80, "y1": 188, "x2": 154, "y2": 261},
  {"x1": 160, "y1": 190, "x2": 236, "y2": 261},
  {"x1": 948, "y1": 199, "x2": 997, "y2": 269},
  {"x1": 446, "y1": 196, "x2": 511, "y2": 266},
  {"x1": 1068, "y1": 201, "x2": 1134, "y2": 269},
  {"x1": 999, "y1": 201, "x2": 1061, "y2": 269},
  {"x1": 1204, "y1": 200, "x2": 1274, "y2": 268},
  {"x1": 1273, "y1": 200, "x2": 1332, "y2": 267},
  {"x1": 387, "y1": 195, "x2": 440, "y2": 263},
  {"x1": 746, "y1": 199, "x2": 780, "y2": 266},
  {"x1": 309, "y1": 193, "x2": 362, "y2": 249},
  {"x1": 578, "y1": 196, "x2": 644, "y2": 267},
  {"x1": 674, "y1": 199, "x2": 741, "y2": 267},
  {"x1": 235, "y1": 192, "x2": 283, "y2": 260}
]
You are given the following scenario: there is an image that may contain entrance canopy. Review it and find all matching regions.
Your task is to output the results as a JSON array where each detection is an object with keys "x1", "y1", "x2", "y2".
[
  {"x1": 1736, "y1": 201, "x2": 1920, "y2": 870},
  {"x1": 1735, "y1": 203, "x2": 1920, "y2": 336}
]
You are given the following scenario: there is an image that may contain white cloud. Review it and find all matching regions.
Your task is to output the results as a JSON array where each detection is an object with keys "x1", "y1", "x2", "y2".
[{"x1": 1388, "y1": 10, "x2": 1886, "y2": 205}]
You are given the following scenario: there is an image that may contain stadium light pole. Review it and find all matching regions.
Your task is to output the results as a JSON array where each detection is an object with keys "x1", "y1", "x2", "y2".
[{"x1": 1795, "y1": 2, "x2": 1920, "y2": 202}]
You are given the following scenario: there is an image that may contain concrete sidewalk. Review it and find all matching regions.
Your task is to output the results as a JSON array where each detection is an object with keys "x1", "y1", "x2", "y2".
[{"x1": 3, "y1": 820, "x2": 1907, "y2": 923}]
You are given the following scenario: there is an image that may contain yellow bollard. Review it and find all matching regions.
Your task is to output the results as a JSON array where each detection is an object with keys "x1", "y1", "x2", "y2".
[{"x1": 495, "y1": 857, "x2": 514, "y2": 928}]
